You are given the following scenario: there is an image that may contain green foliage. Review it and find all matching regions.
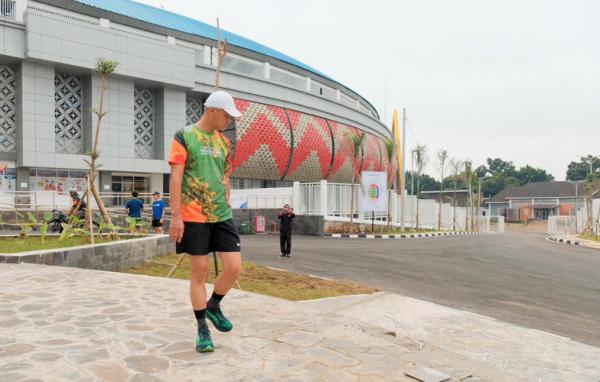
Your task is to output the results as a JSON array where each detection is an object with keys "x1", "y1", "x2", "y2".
[
  {"x1": 349, "y1": 132, "x2": 366, "y2": 160},
  {"x1": 405, "y1": 171, "x2": 440, "y2": 192},
  {"x1": 566, "y1": 155, "x2": 600, "y2": 181},
  {"x1": 43, "y1": 211, "x2": 53, "y2": 221},
  {"x1": 19, "y1": 224, "x2": 32, "y2": 239},
  {"x1": 94, "y1": 58, "x2": 119, "y2": 75},
  {"x1": 40, "y1": 223, "x2": 49, "y2": 243},
  {"x1": 125, "y1": 217, "x2": 138, "y2": 234},
  {"x1": 27, "y1": 212, "x2": 38, "y2": 225}
]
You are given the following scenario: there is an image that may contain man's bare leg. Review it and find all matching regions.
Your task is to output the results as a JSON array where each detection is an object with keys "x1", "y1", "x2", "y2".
[
  {"x1": 189, "y1": 255, "x2": 209, "y2": 309},
  {"x1": 206, "y1": 252, "x2": 241, "y2": 332},
  {"x1": 189, "y1": 255, "x2": 213, "y2": 352}
]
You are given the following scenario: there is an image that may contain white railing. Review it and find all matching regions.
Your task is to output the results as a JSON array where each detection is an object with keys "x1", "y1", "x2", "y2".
[
  {"x1": 549, "y1": 199, "x2": 600, "y2": 235},
  {"x1": 1, "y1": 0, "x2": 15, "y2": 19},
  {"x1": 231, "y1": 187, "x2": 293, "y2": 209},
  {"x1": 297, "y1": 180, "x2": 500, "y2": 233},
  {"x1": 270, "y1": 66, "x2": 306, "y2": 90},
  {"x1": 0, "y1": 191, "x2": 169, "y2": 212}
]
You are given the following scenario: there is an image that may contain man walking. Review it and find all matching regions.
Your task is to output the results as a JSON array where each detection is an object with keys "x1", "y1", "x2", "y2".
[
  {"x1": 151, "y1": 191, "x2": 166, "y2": 234},
  {"x1": 278, "y1": 203, "x2": 295, "y2": 258},
  {"x1": 168, "y1": 90, "x2": 243, "y2": 353},
  {"x1": 125, "y1": 190, "x2": 143, "y2": 220}
]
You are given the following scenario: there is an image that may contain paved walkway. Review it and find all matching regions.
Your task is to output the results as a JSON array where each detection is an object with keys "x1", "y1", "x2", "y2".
[{"x1": 1, "y1": 263, "x2": 599, "y2": 381}]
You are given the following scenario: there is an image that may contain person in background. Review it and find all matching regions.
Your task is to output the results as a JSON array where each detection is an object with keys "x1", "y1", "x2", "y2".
[
  {"x1": 278, "y1": 203, "x2": 295, "y2": 258},
  {"x1": 125, "y1": 190, "x2": 144, "y2": 220},
  {"x1": 151, "y1": 191, "x2": 166, "y2": 234},
  {"x1": 68, "y1": 187, "x2": 86, "y2": 219}
]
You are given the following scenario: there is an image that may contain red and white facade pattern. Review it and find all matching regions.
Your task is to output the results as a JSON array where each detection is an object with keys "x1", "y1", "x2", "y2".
[{"x1": 231, "y1": 99, "x2": 390, "y2": 184}]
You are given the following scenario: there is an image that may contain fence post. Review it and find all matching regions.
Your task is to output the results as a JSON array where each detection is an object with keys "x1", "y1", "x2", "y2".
[
  {"x1": 391, "y1": 191, "x2": 398, "y2": 227},
  {"x1": 319, "y1": 179, "x2": 328, "y2": 217},
  {"x1": 292, "y1": 181, "x2": 300, "y2": 213}
]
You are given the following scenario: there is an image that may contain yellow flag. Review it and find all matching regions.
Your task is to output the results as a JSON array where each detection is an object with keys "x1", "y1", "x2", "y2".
[{"x1": 392, "y1": 110, "x2": 403, "y2": 191}]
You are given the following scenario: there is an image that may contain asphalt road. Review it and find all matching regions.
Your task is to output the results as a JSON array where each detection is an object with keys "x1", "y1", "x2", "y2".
[{"x1": 240, "y1": 232, "x2": 600, "y2": 347}]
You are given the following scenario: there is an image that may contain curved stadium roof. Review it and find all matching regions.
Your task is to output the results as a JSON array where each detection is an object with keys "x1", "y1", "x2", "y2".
[
  {"x1": 74, "y1": 0, "x2": 331, "y2": 80},
  {"x1": 72, "y1": 0, "x2": 378, "y2": 117}
]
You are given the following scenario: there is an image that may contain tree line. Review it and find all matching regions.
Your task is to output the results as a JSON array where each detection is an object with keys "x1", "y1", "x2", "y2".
[{"x1": 405, "y1": 154, "x2": 600, "y2": 197}]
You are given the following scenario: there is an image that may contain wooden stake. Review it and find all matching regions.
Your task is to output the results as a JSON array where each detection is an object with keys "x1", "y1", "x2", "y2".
[
  {"x1": 167, "y1": 253, "x2": 186, "y2": 278},
  {"x1": 214, "y1": 18, "x2": 228, "y2": 90},
  {"x1": 87, "y1": 175, "x2": 94, "y2": 244}
]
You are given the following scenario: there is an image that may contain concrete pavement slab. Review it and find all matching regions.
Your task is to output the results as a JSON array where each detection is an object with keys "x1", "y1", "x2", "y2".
[
  {"x1": 0, "y1": 263, "x2": 524, "y2": 381},
  {"x1": 300, "y1": 292, "x2": 600, "y2": 381}
]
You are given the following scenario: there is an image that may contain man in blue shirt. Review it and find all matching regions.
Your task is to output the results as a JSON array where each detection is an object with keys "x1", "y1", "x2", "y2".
[
  {"x1": 151, "y1": 191, "x2": 166, "y2": 234},
  {"x1": 125, "y1": 191, "x2": 144, "y2": 220}
]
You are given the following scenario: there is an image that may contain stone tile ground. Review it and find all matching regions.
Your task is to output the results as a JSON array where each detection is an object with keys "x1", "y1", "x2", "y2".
[{"x1": 1, "y1": 263, "x2": 595, "y2": 381}]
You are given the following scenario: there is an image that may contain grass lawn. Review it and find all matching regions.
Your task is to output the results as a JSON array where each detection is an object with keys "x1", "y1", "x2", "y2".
[
  {"x1": 579, "y1": 234, "x2": 600, "y2": 242},
  {"x1": 125, "y1": 253, "x2": 380, "y2": 301},
  {"x1": 0, "y1": 236, "x2": 129, "y2": 253}
]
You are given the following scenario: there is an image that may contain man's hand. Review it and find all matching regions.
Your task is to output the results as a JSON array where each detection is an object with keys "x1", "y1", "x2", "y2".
[{"x1": 169, "y1": 215, "x2": 184, "y2": 243}]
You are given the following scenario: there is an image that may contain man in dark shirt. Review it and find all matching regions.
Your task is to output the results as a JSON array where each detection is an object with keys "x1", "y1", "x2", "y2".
[
  {"x1": 125, "y1": 190, "x2": 144, "y2": 220},
  {"x1": 278, "y1": 203, "x2": 295, "y2": 258}
]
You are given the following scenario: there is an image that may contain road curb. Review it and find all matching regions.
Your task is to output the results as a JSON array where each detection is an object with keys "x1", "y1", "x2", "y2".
[
  {"x1": 325, "y1": 231, "x2": 488, "y2": 239},
  {"x1": 547, "y1": 236, "x2": 581, "y2": 247}
]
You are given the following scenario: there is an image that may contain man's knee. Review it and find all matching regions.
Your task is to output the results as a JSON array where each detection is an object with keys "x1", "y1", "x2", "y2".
[
  {"x1": 225, "y1": 262, "x2": 242, "y2": 279},
  {"x1": 190, "y1": 259, "x2": 209, "y2": 283}
]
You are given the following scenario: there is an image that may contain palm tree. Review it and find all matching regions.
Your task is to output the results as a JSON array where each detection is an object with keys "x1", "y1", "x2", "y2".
[
  {"x1": 382, "y1": 137, "x2": 395, "y2": 229},
  {"x1": 349, "y1": 132, "x2": 366, "y2": 225},
  {"x1": 413, "y1": 145, "x2": 427, "y2": 230},
  {"x1": 436, "y1": 149, "x2": 448, "y2": 230},
  {"x1": 448, "y1": 158, "x2": 463, "y2": 231}
]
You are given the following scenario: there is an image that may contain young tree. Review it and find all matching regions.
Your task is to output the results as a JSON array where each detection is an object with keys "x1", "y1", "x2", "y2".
[
  {"x1": 73, "y1": 58, "x2": 120, "y2": 239},
  {"x1": 448, "y1": 158, "x2": 463, "y2": 231},
  {"x1": 581, "y1": 173, "x2": 600, "y2": 237},
  {"x1": 436, "y1": 149, "x2": 448, "y2": 230},
  {"x1": 413, "y1": 145, "x2": 427, "y2": 230},
  {"x1": 349, "y1": 132, "x2": 366, "y2": 226},
  {"x1": 382, "y1": 137, "x2": 395, "y2": 229}
]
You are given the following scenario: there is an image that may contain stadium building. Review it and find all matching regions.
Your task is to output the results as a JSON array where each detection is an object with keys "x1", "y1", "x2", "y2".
[{"x1": 0, "y1": 0, "x2": 391, "y2": 202}]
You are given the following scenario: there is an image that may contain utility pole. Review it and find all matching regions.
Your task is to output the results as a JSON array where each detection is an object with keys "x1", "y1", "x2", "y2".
[
  {"x1": 402, "y1": 107, "x2": 407, "y2": 195},
  {"x1": 410, "y1": 149, "x2": 414, "y2": 195}
]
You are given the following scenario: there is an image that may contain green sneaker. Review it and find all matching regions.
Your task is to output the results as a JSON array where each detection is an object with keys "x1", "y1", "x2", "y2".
[
  {"x1": 206, "y1": 307, "x2": 233, "y2": 332},
  {"x1": 196, "y1": 325, "x2": 214, "y2": 353}
]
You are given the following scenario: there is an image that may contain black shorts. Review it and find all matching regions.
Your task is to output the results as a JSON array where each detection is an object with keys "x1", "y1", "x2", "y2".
[
  {"x1": 176, "y1": 219, "x2": 241, "y2": 255},
  {"x1": 152, "y1": 219, "x2": 163, "y2": 227}
]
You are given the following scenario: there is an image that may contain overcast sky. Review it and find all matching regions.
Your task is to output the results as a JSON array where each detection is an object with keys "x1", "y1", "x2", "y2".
[{"x1": 138, "y1": 0, "x2": 600, "y2": 180}]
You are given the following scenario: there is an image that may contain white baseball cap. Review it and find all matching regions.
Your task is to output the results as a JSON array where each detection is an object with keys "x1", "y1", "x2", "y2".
[{"x1": 204, "y1": 90, "x2": 243, "y2": 118}]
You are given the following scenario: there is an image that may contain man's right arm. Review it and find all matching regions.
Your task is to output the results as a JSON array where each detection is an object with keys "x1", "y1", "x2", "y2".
[
  {"x1": 167, "y1": 131, "x2": 188, "y2": 243},
  {"x1": 169, "y1": 165, "x2": 185, "y2": 242}
]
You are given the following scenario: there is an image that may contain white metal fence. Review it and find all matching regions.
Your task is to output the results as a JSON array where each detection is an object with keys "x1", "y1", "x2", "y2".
[
  {"x1": 297, "y1": 181, "x2": 502, "y2": 233},
  {"x1": 0, "y1": 191, "x2": 169, "y2": 212},
  {"x1": 548, "y1": 199, "x2": 600, "y2": 235}
]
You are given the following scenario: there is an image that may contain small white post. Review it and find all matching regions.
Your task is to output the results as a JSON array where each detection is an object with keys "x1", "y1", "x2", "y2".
[
  {"x1": 306, "y1": 76, "x2": 311, "y2": 91},
  {"x1": 264, "y1": 62, "x2": 271, "y2": 80},
  {"x1": 292, "y1": 181, "x2": 301, "y2": 214},
  {"x1": 391, "y1": 190, "x2": 398, "y2": 227},
  {"x1": 319, "y1": 179, "x2": 328, "y2": 217}
]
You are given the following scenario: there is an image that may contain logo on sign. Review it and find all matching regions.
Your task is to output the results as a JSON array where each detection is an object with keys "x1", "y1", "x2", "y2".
[{"x1": 368, "y1": 184, "x2": 379, "y2": 200}]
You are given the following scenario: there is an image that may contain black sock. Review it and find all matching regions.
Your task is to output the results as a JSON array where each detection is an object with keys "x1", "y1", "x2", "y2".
[
  {"x1": 207, "y1": 292, "x2": 225, "y2": 311},
  {"x1": 194, "y1": 309, "x2": 206, "y2": 326}
]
